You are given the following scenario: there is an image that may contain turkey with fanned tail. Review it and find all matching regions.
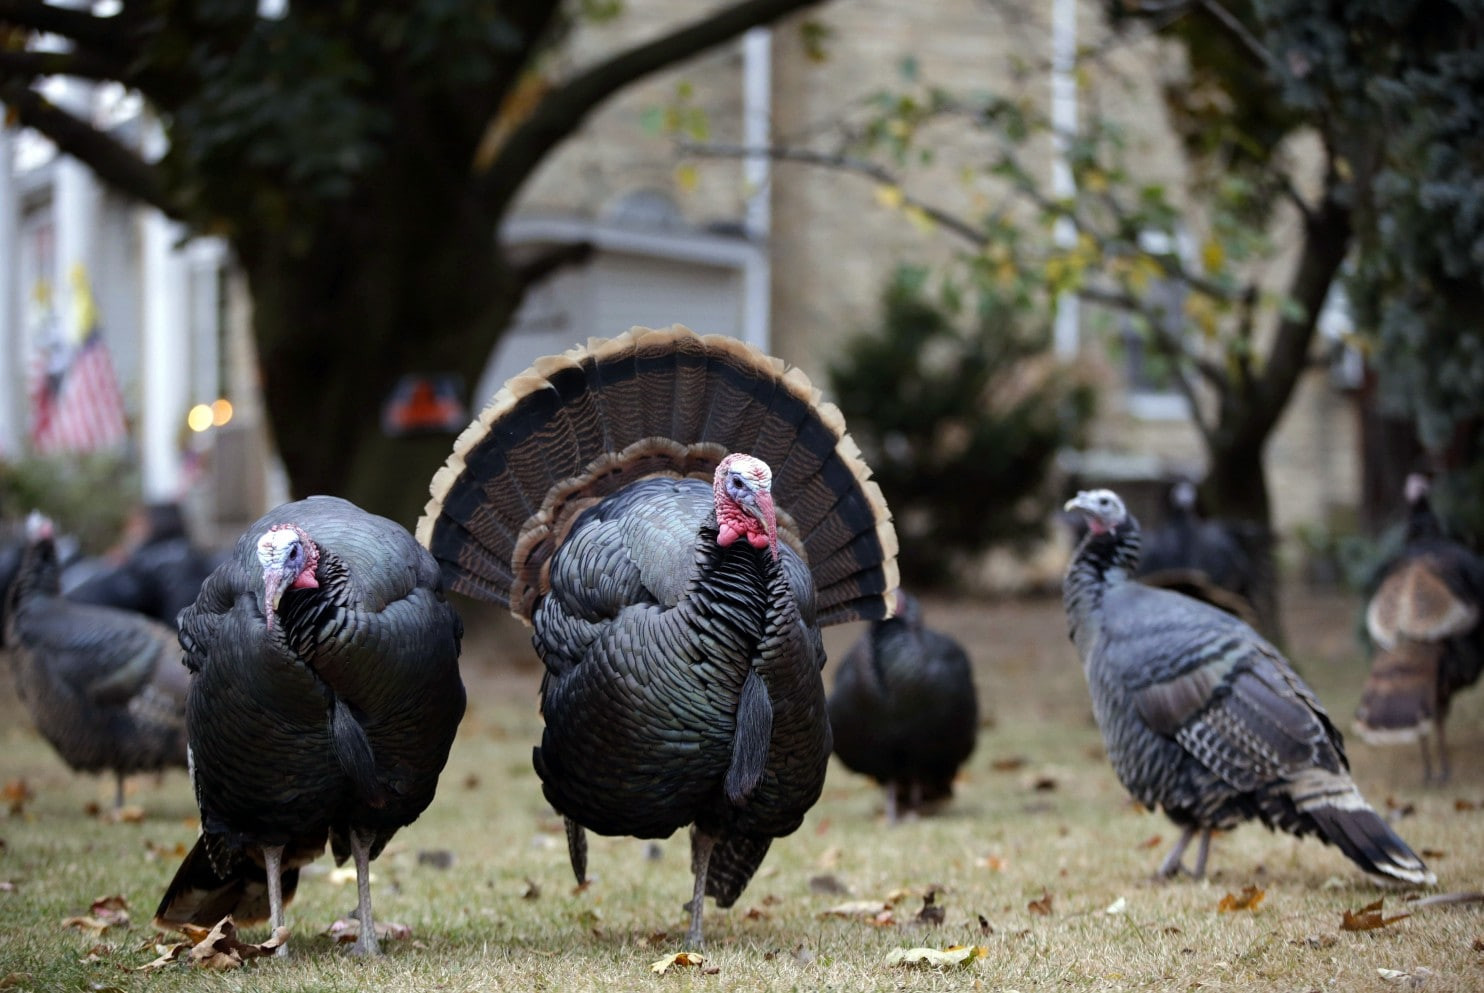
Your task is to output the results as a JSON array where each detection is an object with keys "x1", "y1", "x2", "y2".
[
  {"x1": 1063, "y1": 489, "x2": 1433, "y2": 887},
  {"x1": 153, "y1": 496, "x2": 465, "y2": 956},
  {"x1": 1355, "y1": 473, "x2": 1484, "y2": 784},
  {"x1": 3, "y1": 511, "x2": 187, "y2": 811},
  {"x1": 418, "y1": 325, "x2": 898, "y2": 947}
]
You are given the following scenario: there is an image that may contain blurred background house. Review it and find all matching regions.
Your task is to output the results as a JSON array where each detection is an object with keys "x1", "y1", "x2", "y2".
[{"x1": 0, "y1": 0, "x2": 1366, "y2": 572}]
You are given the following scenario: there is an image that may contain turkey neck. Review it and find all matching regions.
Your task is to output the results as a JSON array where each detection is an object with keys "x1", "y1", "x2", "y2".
[
  {"x1": 274, "y1": 548, "x2": 349, "y2": 659},
  {"x1": 1404, "y1": 496, "x2": 1444, "y2": 543},
  {"x1": 8, "y1": 537, "x2": 60, "y2": 617},
  {"x1": 1063, "y1": 518, "x2": 1142, "y2": 655}
]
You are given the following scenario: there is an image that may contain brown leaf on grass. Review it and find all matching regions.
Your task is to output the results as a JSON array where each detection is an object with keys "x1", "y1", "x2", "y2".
[
  {"x1": 1384, "y1": 796, "x2": 1416, "y2": 819},
  {"x1": 62, "y1": 916, "x2": 114, "y2": 935},
  {"x1": 821, "y1": 900, "x2": 890, "y2": 919},
  {"x1": 521, "y1": 878, "x2": 541, "y2": 900},
  {"x1": 90, "y1": 894, "x2": 130, "y2": 926},
  {"x1": 416, "y1": 849, "x2": 454, "y2": 869},
  {"x1": 0, "y1": 974, "x2": 31, "y2": 989},
  {"x1": 3, "y1": 779, "x2": 34, "y2": 816},
  {"x1": 1031, "y1": 776, "x2": 1058, "y2": 792},
  {"x1": 1293, "y1": 933, "x2": 1338, "y2": 949},
  {"x1": 650, "y1": 951, "x2": 705, "y2": 974},
  {"x1": 111, "y1": 805, "x2": 145, "y2": 824},
  {"x1": 977, "y1": 914, "x2": 993, "y2": 935},
  {"x1": 869, "y1": 909, "x2": 897, "y2": 927},
  {"x1": 78, "y1": 943, "x2": 113, "y2": 963},
  {"x1": 1341, "y1": 898, "x2": 1410, "y2": 932},
  {"x1": 744, "y1": 906, "x2": 770, "y2": 921},
  {"x1": 1217, "y1": 885, "x2": 1266, "y2": 913},
  {"x1": 1420, "y1": 849, "x2": 1446, "y2": 859},
  {"x1": 143, "y1": 839, "x2": 189, "y2": 862},
  {"x1": 809, "y1": 874, "x2": 848, "y2": 895},
  {"x1": 325, "y1": 917, "x2": 410, "y2": 945},
  {"x1": 976, "y1": 854, "x2": 1008, "y2": 872},
  {"x1": 1027, "y1": 892, "x2": 1053, "y2": 916},
  {"x1": 140, "y1": 918, "x2": 286, "y2": 971},
  {"x1": 462, "y1": 773, "x2": 480, "y2": 790},
  {"x1": 916, "y1": 890, "x2": 945, "y2": 927},
  {"x1": 1377, "y1": 966, "x2": 1434, "y2": 988},
  {"x1": 83, "y1": 802, "x2": 102, "y2": 818},
  {"x1": 991, "y1": 756, "x2": 1027, "y2": 771},
  {"x1": 1472, "y1": 936, "x2": 1483, "y2": 951},
  {"x1": 1139, "y1": 835, "x2": 1164, "y2": 849}
]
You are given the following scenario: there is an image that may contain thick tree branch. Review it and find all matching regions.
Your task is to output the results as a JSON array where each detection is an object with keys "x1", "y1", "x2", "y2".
[
  {"x1": 0, "y1": 0, "x2": 133, "y2": 59},
  {"x1": 510, "y1": 240, "x2": 595, "y2": 291},
  {"x1": 478, "y1": 0, "x2": 828, "y2": 219},
  {"x1": 3, "y1": 84, "x2": 174, "y2": 216},
  {"x1": 0, "y1": 47, "x2": 129, "y2": 85}
]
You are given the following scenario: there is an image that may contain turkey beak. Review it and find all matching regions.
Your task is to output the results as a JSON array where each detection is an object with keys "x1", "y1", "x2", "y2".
[
  {"x1": 746, "y1": 486, "x2": 779, "y2": 559},
  {"x1": 261, "y1": 567, "x2": 289, "y2": 633}
]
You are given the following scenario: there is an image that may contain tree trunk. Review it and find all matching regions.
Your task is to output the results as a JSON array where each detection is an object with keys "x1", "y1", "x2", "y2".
[{"x1": 236, "y1": 182, "x2": 524, "y2": 532}]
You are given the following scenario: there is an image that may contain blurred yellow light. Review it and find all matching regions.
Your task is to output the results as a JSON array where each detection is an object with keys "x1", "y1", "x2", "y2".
[
  {"x1": 211, "y1": 398, "x2": 234, "y2": 426},
  {"x1": 187, "y1": 404, "x2": 214, "y2": 433}
]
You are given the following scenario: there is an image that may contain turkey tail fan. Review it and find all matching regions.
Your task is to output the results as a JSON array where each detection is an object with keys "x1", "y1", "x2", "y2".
[
  {"x1": 1304, "y1": 802, "x2": 1435, "y2": 886},
  {"x1": 1353, "y1": 640, "x2": 1441, "y2": 744},
  {"x1": 419, "y1": 325, "x2": 898, "y2": 626},
  {"x1": 1367, "y1": 560, "x2": 1479, "y2": 648},
  {"x1": 153, "y1": 834, "x2": 298, "y2": 928}
]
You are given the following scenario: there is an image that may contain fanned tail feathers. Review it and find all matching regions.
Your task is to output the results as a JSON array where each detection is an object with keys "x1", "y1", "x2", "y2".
[
  {"x1": 1286, "y1": 771, "x2": 1434, "y2": 886},
  {"x1": 418, "y1": 325, "x2": 898, "y2": 625},
  {"x1": 1354, "y1": 639, "x2": 1441, "y2": 743}
]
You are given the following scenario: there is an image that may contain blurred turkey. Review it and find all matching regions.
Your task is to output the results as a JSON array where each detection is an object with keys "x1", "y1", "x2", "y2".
[
  {"x1": 1136, "y1": 478, "x2": 1271, "y2": 635},
  {"x1": 828, "y1": 589, "x2": 978, "y2": 822},
  {"x1": 153, "y1": 496, "x2": 466, "y2": 956},
  {"x1": 1064, "y1": 489, "x2": 1432, "y2": 886},
  {"x1": 419, "y1": 325, "x2": 897, "y2": 946},
  {"x1": 3, "y1": 512, "x2": 187, "y2": 810},
  {"x1": 67, "y1": 502, "x2": 226, "y2": 629},
  {"x1": 1354, "y1": 473, "x2": 1484, "y2": 784}
]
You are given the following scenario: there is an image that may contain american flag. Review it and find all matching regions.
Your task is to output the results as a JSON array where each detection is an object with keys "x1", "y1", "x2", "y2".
[{"x1": 28, "y1": 266, "x2": 128, "y2": 455}]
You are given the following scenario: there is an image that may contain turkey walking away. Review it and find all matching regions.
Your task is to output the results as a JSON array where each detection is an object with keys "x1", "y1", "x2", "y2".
[
  {"x1": 153, "y1": 496, "x2": 466, "y2": 956},
  {"x1": 419, "y1": 325, "x2": 898, "y2": 946},
  {"x1": 1355, "y1": 473, "x2": 1484, "y2": 784},
  {"x1": 828, "y1": 589, "x2": 979, "y2": 823},
  {"x1": 3, "y1": 512, "x2": 187, "y2": 811},
  {"x1": 1063, "y1": 489, "x2": 1433, "y2": 886}
]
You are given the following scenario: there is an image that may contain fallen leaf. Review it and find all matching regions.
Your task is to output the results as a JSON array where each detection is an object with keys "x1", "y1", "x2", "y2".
[
  {"x1": 326, "y1": 866, "x2": 364, "y2": 886},
  {"x1": 870, "y1": 910, "x2": 897, "y2": 927},
  {"x1": 816, "y1": 846, "x2": 840, "y2": 869},
  {"x1": 916, "y1": 890, "x2": 945, "y2": 927},
  {"x1": 701, "y1": 965, "x2": 720, "y2": 975},
  {"x1": 1027, "y1": 892, "x2": 1053, "y2": 916},
  {"x1": 61, "y1": 916, "x2": 114, "y2": 935},
  {"x1": 1420, "y1": 849, "x2": 1446, "y2": 859},
  {"x1": 143, "y1": 839, "x2": 189, "y2": 861},
  {"x1": 792, "y1": 943, "x2": 816, "y2": 965},
  {"x1": 821, "y1": 900, "x2": 890, "y2": 919},
  {"x1": 462, "y1": 773, "x2": 480, "y2": 790},
  {"x1": 808, "y1": 874, "x2": 848, "y2": 895},
  {"x1": 1104, "y1": 896, "x2": 1127, "y2": 915},
  {"x1": 1342, "y1": 898, "x2": 1410, "y2": 932},
  {"x1": 111, "y1": 805, "x2": 145, "y2": 824},
  {"x1": 1031, "y1": 776, "x2": 1058, "y2": 792},
  {"x1": 325, "y1": 918, "x2": 410, "y2": 945},
  {"x1": 0, "y1": 975, "x2": 31, "y2": 989},
  {"x1": 1293, "y1": 933, "x2": 1338, "y2": 949},
  {"x1": 650, "y1": 951, "x2": 705, "y2": 974},
  {"x1": 1473, "y1": 936, "x2": 1483, "y2": 951},
  {"x1": 977, "y1": 914, "x2": 993, "y2": 935},
  {"x1": 521, "y1": 878, "x2": 541, "y2": 900},
  {"x1": 3, "y1": 779, "x2": 34, "y2": 816},
  {"x1": 0, "y1": 881, "x2": 14, "y2": 892},
  {"x1": 1454, "y1": 799, "x2": 1476, "y2": 812},
  {"x1": 884, "y1": 945, "x2": 986, "y2": 968},
  {"x1": 1139, "y1": 835, "x2": 1164, "y2": 849},
  {"x1": 814, "y1": 817, "x2": 831, "y2": 835},
  {"x1": 1377, "y1": 966, "x2": 1434, "y2": 988},
  {"x1": 1218, "y1": 885, "x2": 1265, "y2": 913},
  {"x1": 83, "y1": 802, "x2": 102, "y2": 817},
  {"x1": 416, "y1": 849, "x2": 454, "y2": 869},
  {"x1": 744, "y1": 906, "x2": 769, "y2": 921},
  {"x1": 977, "y1": 854, "x2": 1008, "y2": 872},
  {"x1": 991, "y1": 756, "x2": 1027, "y2": 771},
  {"x1": 143, "y1": 917, "x2": 287, "y2": 970},
  {"x1": 90, "y1": 894, "x2": 130, "y2": 926}
]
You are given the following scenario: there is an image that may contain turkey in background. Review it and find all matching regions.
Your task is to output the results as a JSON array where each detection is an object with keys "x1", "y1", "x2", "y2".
[
  {"x1": 3, "y1": 511, "x2": 187, "y2": 812},
  {"x1": 1135, "y1": 477, "x2": 1276, "y2": 640},
  {"x1": 419, "y1": 325, "x2": 898, "y2": 947},
  {"x1": 1355, "y1": 473, "x2": 1484, "y2": 784},
  {"x1": 153, "y1": 496, "x2": 466, "y2": 956},
  {"x1": 67, "y1": 502, "x2": 228, "y2": 629},
  {"x1": 1064, "y1": 489, "x2": 1433, "y2": 887},
  {"x1": 828, "y1": 589, "x2": 979, "y2": 823}
]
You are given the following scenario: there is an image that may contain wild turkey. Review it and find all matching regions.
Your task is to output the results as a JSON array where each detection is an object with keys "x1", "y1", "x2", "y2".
[
  {"x1": 828, "y1": 589, "x2": 978, "y2": 822},
  {"x1": 68, "y1": 502, "x2": 226, "y2": 629},
  {"x1": 1136, "y1": 479, "x2": 1267, "y2": 632},
  {"x1": 1063, "y1": 489, "x2": 1433, "y2": 886},
  {"x1": 3, "y1": 512, "x2": 187, "y2": 810},
  {"x1": 153, "y1": 496, "x2": 466, "y2": 956},
  {"x1": 1354, "y1": 473, "x2": 1484, "y2": 784},
  {"x1": 418, "y1": 325, "x2": 898, "y2": 947}
]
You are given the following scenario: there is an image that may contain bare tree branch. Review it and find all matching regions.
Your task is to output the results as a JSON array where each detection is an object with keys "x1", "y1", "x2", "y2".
[
  {"x1": 478, "y1": 0, "x2": 827, "y2": 219},
  {"x1": 0, "y1": 47, "x2": 129, "y2": 86},
  {"x1": 510, "y1": 240, "x2": 595, "y2": 292},
  {"x1": 1194, "y1": 0, "x2": 1281, "y2": 75},
  {"x1": 0, "y1": 0, "x2": 134, "y2": 59},
  {"x1": 2, "y1": 85, "x2": 174, "y2": 216}
]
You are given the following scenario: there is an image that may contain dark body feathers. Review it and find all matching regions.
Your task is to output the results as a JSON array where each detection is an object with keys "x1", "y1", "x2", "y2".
[
  {"x1": 1355, "y1": 476, "x2": 1484, "y2": 783},
  {"x1": 4, "y1": 518, "x2": 187, "y2": 807},
  {"x1": 828, "y1": 591, "x2": 978, "y2": 821},
  {"x1": 1064, "y1": 489, "x2": 1432, "y2": 886},
  {"x1": 154, "y1": 496, "x2": 465, "y2": 955},
  {"x1": 419, "y1": 326, "x2": 897, "y2": 945}
]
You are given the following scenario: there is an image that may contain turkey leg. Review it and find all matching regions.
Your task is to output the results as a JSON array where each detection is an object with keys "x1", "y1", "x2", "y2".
[
  {"x1": 1156, "y1": 826, "x2": 1197, "y2": 878},
  {"x1": 349, "y1": 827, "x2": 381, "y2": 955},
  {"x1": 263, "y1": 844, "x2": 288, "y2": 957},
  {"x1": 687, "y1": 830, "x2": 716, "y2": 948}
]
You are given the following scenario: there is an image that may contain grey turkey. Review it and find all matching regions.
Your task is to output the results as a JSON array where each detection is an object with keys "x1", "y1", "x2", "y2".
[
  {"x1": 153, "y1": 496, "x2": 466, "y2": 956},
  {"x1": 67, "y1": 502, "x2": 227, "y2": 630},
  {"x1": 419, "y1": 325, "x2": 898, "y2": 947},
  {"x1": 828, "y1": 589, "x2": 978, "y2": 823},
  {"x1": 1135, "y1": 479, "x2": 1269, "y2": 634},
  {"x1": 3, "y1": 512, "x2": 187, "y2": 811},
  {"x1": 1354, "y1": 473, "x2": 1484, "y2": 784},
  {"x1": 1063, "y1": 489, "x2": 1433, "y2": 886}
]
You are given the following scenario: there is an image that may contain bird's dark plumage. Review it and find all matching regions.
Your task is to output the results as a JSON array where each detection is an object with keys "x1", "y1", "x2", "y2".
[
  {"x1": 67, "y1": 503, "x2": 225, "y2": 629},
  {"x1": 419, "y1": 325, "x2": 898, "y2": 946},
  {"x1": 153, "y1": 496, "x2": 465, "y2": 956},
  {"x1": 828, "y1": 590, "x2": 978, "y2": 822},
  {"x1": 1355, "y1": 474, "x2": 1484, "y2": 783},
  {"x1": 1064, "y1": 489, "x2": 1432, "y2": 887},
  {"x1": 3, "y1": 512, "x2": 187, "y2": 809}
]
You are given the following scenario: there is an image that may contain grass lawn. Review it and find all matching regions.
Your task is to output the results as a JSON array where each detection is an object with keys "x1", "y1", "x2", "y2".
[{"x1": 0, "y1": 588, "x2": 1481, "y2": 992}]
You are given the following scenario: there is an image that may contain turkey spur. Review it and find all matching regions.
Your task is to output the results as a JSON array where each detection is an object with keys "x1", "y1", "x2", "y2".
[
  {"x1": 419, "y1": 325, "x2": 898, "y2": 946},
  {"x1": 1063, "y1": 489, "x2": 1432, "y2": 886},
  {"x1": 153, "y1": 496, "x2": 466, "y2": 956}
]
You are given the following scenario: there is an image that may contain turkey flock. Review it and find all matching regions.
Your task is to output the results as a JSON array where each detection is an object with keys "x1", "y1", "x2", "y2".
[{"x1": 0, "y1": 325, "x2": 1473, "y2": 965}]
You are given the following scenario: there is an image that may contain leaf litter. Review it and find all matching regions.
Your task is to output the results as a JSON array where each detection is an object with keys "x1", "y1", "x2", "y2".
[{"x1": 138, "y1": 917, "x2": 288, "y2": 970}]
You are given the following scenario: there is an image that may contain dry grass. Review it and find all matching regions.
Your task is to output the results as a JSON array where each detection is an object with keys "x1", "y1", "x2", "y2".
[{"x1": 1, "y1": 589, "x2": 1482, "y2": 991}]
